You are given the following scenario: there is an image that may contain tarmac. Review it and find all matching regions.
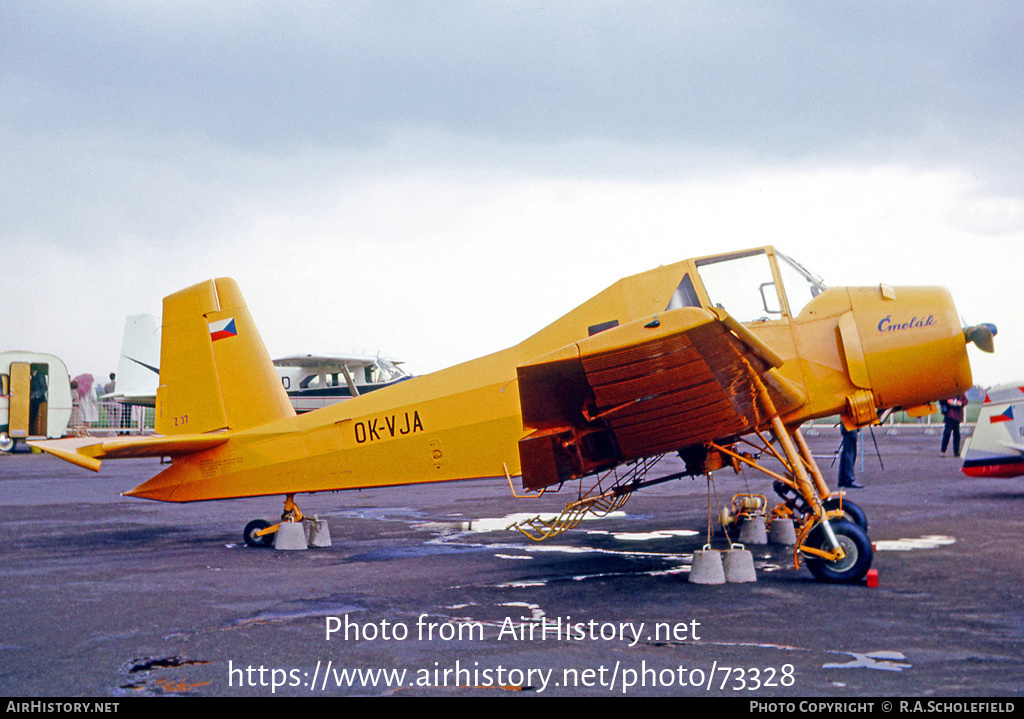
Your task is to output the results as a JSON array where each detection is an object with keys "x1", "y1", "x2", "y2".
[{"x1": 1, "y1": 426, "x2": 1022, "y2": 698}]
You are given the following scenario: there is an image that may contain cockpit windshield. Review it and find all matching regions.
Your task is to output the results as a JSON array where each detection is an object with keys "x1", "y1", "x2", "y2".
[
  {"x1": 695, "y1": 248, "x2": 826, "y2": 323},
  {"x1": 776, "y1": 251, "x2": 827, "y2": 318},
  {"x1": 366, "y1": 358, "x2": 410, "y2": 385}
]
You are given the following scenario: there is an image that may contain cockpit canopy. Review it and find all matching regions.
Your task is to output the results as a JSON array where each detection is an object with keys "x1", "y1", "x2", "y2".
[{"x1": 670, "y1": 248, "x2": 826, "y2": 323}]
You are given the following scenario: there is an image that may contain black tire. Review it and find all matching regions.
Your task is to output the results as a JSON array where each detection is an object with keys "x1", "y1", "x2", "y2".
[
  {"x1": 0, "y1": 433, "x2": 17, "y2": 453},
  {"x1": 822, "y1": 497, "x2": 868, "y2": 532},
  {"x1": 244, "y1": 519, "x2": 274, "y2": 548},
  {"x1": 804, "y1": 518, "x2": 873, "y2": 584}
]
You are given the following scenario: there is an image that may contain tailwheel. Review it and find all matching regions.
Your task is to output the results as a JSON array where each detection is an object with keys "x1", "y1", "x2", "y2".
[
  {"x1": 244, "y1": 519, "x2": 275, "y2": 548},
  {"x1": 822, "y1": 496, "x2": 868, "y2": 532},
  {"x1": 803, "y1": 519, "x2": 873, "y2": 584}
]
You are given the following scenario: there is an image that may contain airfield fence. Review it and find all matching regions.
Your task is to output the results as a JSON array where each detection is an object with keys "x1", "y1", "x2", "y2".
[
  {"x1": 62, "y1": 402, "x2": 976, "y2": 440},
  {"x1": 67, "y1": 400, "x2": 155, "y2": 438},
  {"x1": 800, "y1": 408, "x2": 980, "y2": 465},
  {"x1": 803, "y1": 403, "x2": 981, "y2": 434}
]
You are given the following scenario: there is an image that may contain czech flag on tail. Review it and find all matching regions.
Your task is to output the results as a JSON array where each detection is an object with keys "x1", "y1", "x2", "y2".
[
  {"x1": 209, "y1": 317, "x2": 238, "y2": 342},
  {"x1": 990, "y1": 406, "x2": 1014, "y2": 424}
]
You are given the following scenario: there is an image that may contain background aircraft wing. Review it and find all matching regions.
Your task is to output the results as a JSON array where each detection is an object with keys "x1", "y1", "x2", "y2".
[
  {"x1": 517, "y1": 307, "x2": 805, "y2": 490},
  {"x1": 272, "y1": 352, "x2": 403, "y2": 368}
]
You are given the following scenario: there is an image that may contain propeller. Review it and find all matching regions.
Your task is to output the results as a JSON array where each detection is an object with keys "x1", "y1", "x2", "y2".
[{"x1": 964, "y1": 323, "x2": 997, "y2": 353}]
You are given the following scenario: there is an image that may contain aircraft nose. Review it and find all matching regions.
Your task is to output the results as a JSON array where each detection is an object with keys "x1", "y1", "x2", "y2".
[
  {"x1": 844, "y1": 285, "x2": 974, "y2": 412},
  {"x1": 964, "y1": 323, "x2": 998, "y2": 353}
]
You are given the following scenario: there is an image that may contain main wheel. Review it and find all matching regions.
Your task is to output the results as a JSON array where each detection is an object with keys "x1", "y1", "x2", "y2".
[
  {"x1": 822, "y1": 497, "x2": 868, "y2": 532},
  {"x1": 243, "y1": 519, "x2": 274, "y2": 548},
  {"x1": 0, "y1": 433, "x2": 17, "y2": 453},
  {"x1": 803, "y1": 518, "x2": 873, "y2": 584}
]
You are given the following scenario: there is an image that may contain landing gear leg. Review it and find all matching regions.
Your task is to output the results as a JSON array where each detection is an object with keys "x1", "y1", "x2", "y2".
[
  {"x1": 781, "y1": 424, "x2": 872, "y2": 583},
  {"x1": 711, "y1": 421, "x2": 874, "y2": 583},
  {"x1": 243, "y1": 495, "x2": 304, "y2": 548},
  {"x1": 722, "y1": 363, "x2": 874, "y2": 583},
  {"x1": 793, "y1": 427, "x2": 870, "y2": 531},
  {"x1": 280, "y1": 494, "x2": 305, "y2": 524},
  {"x1": 243, "y1": 495, "x2": 328, "y2": 549},
  {"x1": 803, "y1": 518, "x2": 873, "y2": 583}
]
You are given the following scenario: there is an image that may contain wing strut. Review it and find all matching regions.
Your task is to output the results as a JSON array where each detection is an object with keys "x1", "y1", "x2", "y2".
[{"x1": 736, "y1": 357, "x2": 852, "y2": 569}]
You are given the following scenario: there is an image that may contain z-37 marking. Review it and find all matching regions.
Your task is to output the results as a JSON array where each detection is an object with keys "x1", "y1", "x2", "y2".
[{"x1": 354, "y1": 411, "x2": 424, "y2": 444}]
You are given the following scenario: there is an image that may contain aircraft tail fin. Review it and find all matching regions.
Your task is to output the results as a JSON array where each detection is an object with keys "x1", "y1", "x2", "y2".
[
  {"x1": 961, "y1": 385, "x2": 1024, "y2": 478},
  {"x1": 156, "y1": 278, "x2": 295, "y2": 435},
  {"x1": 107, "y1": 313, "x2": 161, "y2": 405}
]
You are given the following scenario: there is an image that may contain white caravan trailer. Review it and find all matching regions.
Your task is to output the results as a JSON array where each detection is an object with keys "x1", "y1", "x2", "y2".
[{"x1": 0, "y1": 352, "x2": 73, "y2": 452}]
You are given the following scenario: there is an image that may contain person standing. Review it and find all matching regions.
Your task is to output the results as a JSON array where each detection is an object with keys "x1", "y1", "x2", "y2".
[
  {"x1": 29, "y1": 368, "x2": 48, "y2": 436},
  {"x1": 838, "y1": 425, "x2": 864, "y2": 488},
  {"x1": 940, "y1": 393, "x2": 968, "y2": 457},
  {"x1": 104, "y1": 372, "x2": 123, "y2": 433}
]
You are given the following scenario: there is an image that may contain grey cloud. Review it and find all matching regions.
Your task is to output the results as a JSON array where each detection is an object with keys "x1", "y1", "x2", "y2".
[{"x1": 3, "y1": 1, "x2": 1021, "y2": 161}]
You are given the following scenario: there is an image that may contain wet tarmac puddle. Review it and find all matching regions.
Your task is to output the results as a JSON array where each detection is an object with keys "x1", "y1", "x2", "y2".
[
  {"x1": 118, "y1": 655, "x2": 212, "y2": 695},
  {"x1": 365, "y1": 509, "x2": 793, "y2": 585}
]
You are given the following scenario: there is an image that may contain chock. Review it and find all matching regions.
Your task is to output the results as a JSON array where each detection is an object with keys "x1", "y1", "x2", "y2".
[{"x1": 866, "y1": 569, "x2": 879, "y2": 588}]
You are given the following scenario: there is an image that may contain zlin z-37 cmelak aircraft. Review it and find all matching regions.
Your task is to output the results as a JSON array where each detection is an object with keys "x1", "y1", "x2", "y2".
[{"x1": 33, "y1": 246, "x2": 995, "y2": 584}]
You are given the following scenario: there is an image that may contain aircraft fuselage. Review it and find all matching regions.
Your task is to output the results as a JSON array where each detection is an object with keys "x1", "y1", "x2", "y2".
[{"x1": 125, "y1": 246, "x2": 975, "y2": 502}]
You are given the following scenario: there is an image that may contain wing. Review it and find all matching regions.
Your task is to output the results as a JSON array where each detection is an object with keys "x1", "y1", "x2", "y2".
[
  {"x1": 29, "y1": 434, "x2": 230, "y2": 472},
  {"x1": 272, "y1": 353, "x2": 400, "y2": 369},
  {"x1": 516, "y1": 307, "x2": 805, "y2": 490}
]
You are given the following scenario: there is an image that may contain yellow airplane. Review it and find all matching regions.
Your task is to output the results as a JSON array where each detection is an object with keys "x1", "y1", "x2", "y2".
[{"x1": 32, "y1": 246, "x2": 995, "y2": 583}]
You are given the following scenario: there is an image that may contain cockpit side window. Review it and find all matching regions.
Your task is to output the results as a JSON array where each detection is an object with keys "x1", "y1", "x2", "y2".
[{"x1": 665, "y1": 274, "x2": 701, "y2": 311}]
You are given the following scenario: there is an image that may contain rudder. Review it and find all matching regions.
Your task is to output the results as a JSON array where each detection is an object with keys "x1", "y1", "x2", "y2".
[{"x1": 156, "y1": 278, "x2": 295, "y2": 435}]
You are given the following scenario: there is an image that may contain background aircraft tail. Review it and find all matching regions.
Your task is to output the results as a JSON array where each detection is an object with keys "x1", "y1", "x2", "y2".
[
  {"x1": 961, "y1": 385, "x2": 1024, "y2": 478},
  {"x1": 107, "y1": 313, "x2": 161, "y2": 406},
  {"x1": 156, "y1": 278, "x2": 295, "y2": 435}
]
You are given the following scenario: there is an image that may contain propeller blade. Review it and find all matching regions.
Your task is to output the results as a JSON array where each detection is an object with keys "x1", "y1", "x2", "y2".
[{"x1": 964, "y1": 323, "x2": 997, "y2": 353}]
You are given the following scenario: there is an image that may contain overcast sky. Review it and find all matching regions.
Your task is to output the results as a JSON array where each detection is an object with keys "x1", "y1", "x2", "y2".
[{"x1": 2, "y1": 1, "x2": 1022, "y2": 390}]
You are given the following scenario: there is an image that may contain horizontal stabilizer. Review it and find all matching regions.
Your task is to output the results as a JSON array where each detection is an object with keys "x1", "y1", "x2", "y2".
[{"x1": 29, "y1": 434, "x2": 230, "y2": 472}]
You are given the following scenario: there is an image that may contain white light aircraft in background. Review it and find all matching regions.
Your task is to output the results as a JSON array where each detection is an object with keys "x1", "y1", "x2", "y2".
[{"x1": 105, "y1": 314, "x2": 411, "y2": 413}]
